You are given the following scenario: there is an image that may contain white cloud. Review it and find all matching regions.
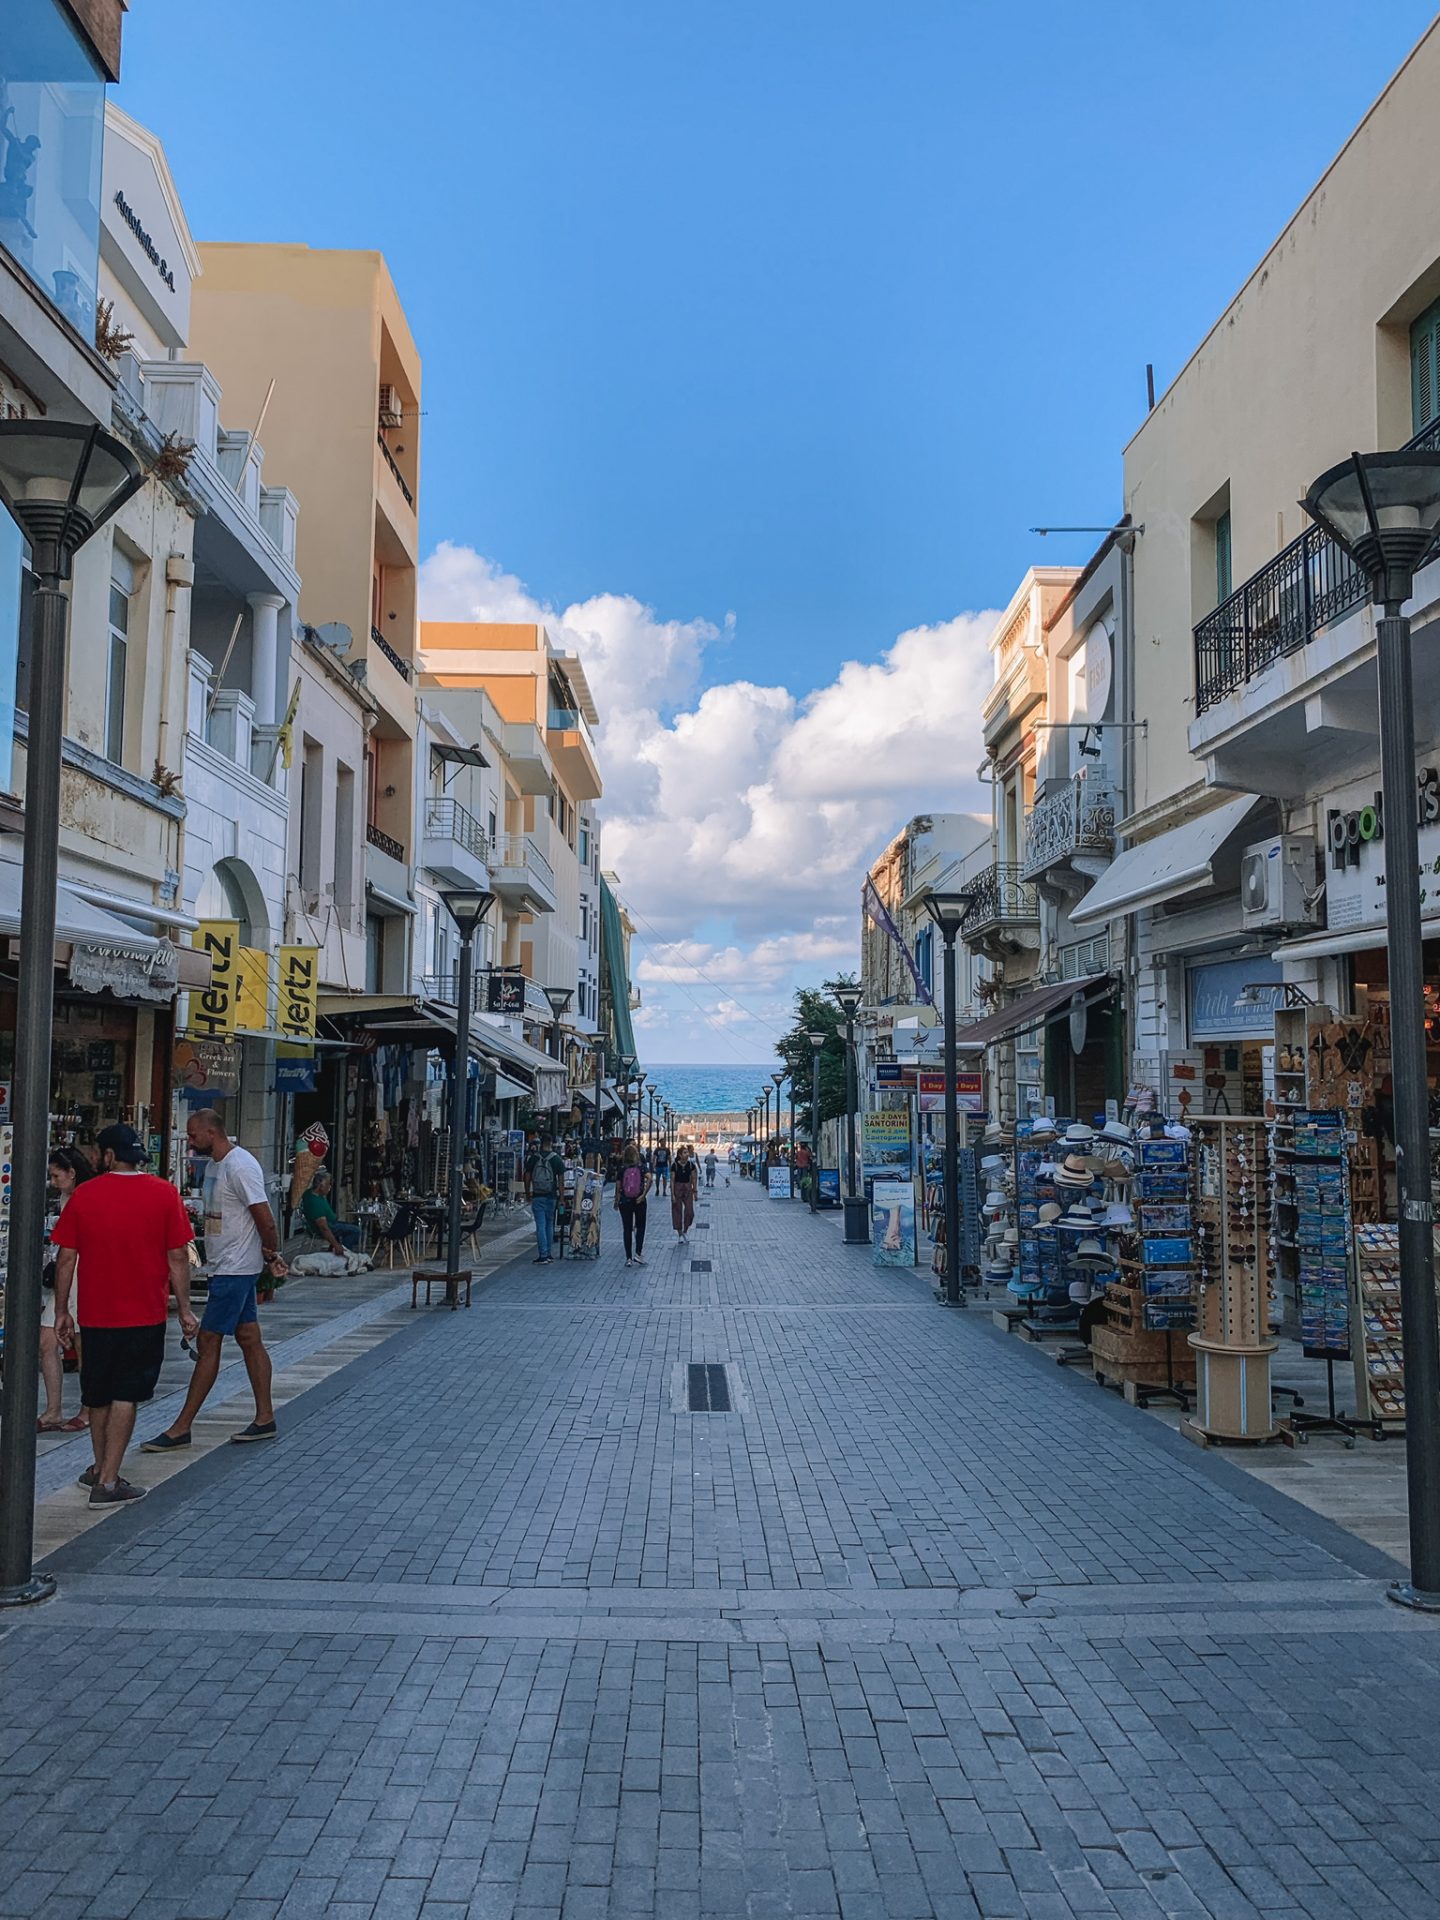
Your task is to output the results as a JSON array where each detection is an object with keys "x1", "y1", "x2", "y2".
[{"x1": 419, "y1": 543, "x2": 999, "y2": 1059}]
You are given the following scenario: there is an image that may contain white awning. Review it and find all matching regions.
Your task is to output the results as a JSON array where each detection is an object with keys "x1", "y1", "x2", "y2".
[
  {"x1": 473, "y1": 1015, "x2": 569, "y2": 1109},
  {"x1": 0, "y1": 853, "x2": 185, "y2": 1000},
  {"x1": 1070, "y1": 794, "x2": 1265, "y2": 928},
  {"x1": 491, "y1": 1071, "x2": 530, "y2": 1102},
  {"x1": 1276, "y1": 918, "x2": 1440, "y2": 964}
]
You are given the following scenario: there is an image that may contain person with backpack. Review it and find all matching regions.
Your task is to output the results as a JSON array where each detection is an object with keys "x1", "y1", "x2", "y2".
[
  {"x1": 653, "y1": 1142, "x2": 670, "y2": 1195},
  {"x1": 524, "y1": 1133, "x2": 566, "y2": 1264},
  {"x1": 614, "y1": 1144, "x2": 651, "y2": 1267},
  {"x1": 670, "y1": 1144, "x2": 699, "y2": 1243}
]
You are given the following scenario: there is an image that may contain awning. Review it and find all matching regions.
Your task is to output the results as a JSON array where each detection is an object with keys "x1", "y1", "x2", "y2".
[
  {"x1": 1276, "y1": 918, "x2": 1440, "y2": 965},
  {"x1": 364, "y1": 879, "x2": 415, "y2": 918},
  {"x1": 1070, "y1": 794, "x2": 1265, "y2": 928},
  {"x1": 956, "y1": 975, "x2": 1115, "y2": 1054},
  {"x1": 0, "y1": 853, "x2": 194, "y2": 1001},
  {"x1": 491, "y1": 1071, "x2": 530, "y2": 1102},
  {"x1": 317, "y1": 991, "x2": 499, "y2": 1063},
  {"x1": 474, "y1": 1015, "x2": 569, "y2": 1109}
]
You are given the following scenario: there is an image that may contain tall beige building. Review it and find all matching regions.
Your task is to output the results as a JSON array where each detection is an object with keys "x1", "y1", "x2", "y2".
[{"x1": 188, "y1": 244, "x2": 422, "y2": 992}]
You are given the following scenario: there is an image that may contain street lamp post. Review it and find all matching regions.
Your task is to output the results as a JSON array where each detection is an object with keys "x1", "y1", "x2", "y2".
[
  {"x1": 923, "y1": 892, "x2": 970, "y2": 1308},
  {"x1": 1304, "y1": 449, "x2": 1440, "y2": 1612},
  {"x1": 0, "y1": 422, "x2": 145, "y2": 1609},
  {"x1": 543, "y1": 985, "x2": 573, "y2": 1138},
  {"x1": 771, "y1": 1069, "x2": 786, "y2": 1192},
  {"x1": 592, "y1": 1037, "x2": 606, "y2": 1170},
  {"x1": 438, "y1": 888, "x2": 497, "y2": 1300},
  {"x1": 759, "y1": 1085, "x2": 770, "y2": 1156},
  {"x1": 806, "y1": 1029, "x2": 827, "y2": 1214},
  {"x1": 632, "y1": 1068, "x2": 646, "y2": 1149},
  {"x1": 832, "y1": 983, "x2": 867, "y2": 1243},
  {"x1": 788, "y1": 1076, "x2": 797, "y2": 1200}
]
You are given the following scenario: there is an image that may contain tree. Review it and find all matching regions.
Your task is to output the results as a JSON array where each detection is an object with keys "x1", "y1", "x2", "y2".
[{"x1": 776, "y1": 976, "x2": 856, "y2": 1139}]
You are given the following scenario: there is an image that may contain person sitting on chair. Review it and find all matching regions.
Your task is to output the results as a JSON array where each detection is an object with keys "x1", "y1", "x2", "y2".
[{"x1": 300, "y1": 1170, "x2": 360, "y2": 1255}]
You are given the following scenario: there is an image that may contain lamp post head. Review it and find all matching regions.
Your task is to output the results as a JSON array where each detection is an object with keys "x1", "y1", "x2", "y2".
[
  {"x1": 806, "y1": 1029, "x2": 827, "y2": 1053},
  {"x1": 1304, "y1": 450, "x2": 1440, "y2": 610},
  {"x1": 922, "y1": 890, "x2": 970, "y2": 942},
  {"x1": 0, "y1": 420, "x2": 144, "y2": 578},
  {"x1": 772, "y1": 1070, "x2": 785, "y2": 1089},
  {"x1": 831, "y1": 982, "x2": 863, "y2": 1019},
  {"x1": 438, "y1": 886, "x2": 496, "y2": 938},
  {"x1": 543, "y1": 984, "x2": 573, "y2": 1019}
]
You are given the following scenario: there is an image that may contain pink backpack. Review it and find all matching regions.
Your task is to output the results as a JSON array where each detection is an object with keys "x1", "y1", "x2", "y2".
[{"x1": 621, "y1": 1165, "x2": 644, "y2": 1200}]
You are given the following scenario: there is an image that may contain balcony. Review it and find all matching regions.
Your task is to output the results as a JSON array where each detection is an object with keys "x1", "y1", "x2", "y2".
[
  {"x1": 501, "y1": 721, "x2": 554, "y2": 795},
  {"x1": 1021, "y1": 773, "x2": 1116, "y2": 895},
  {"x1": 421, "y1": 796, "x2": 490, "y2": 889},
  {"x1": 376, "y1": 431, "x2": 415, "y2": 509},
  {"x1": 960, "y1": 862, "x2": 1040, "y2": 960},
  {"x1": 490, "y1": 832, "x2": 558, "y2": 914},
  {"x1": 546, "y1": 707, "x2": 602, "y2": 801},
  {"x1": 371, "y1": 625, "x2": 413, "y2": 683},
  {"x1": 365, "y1": 823, "x2": 413, "y2": 917}
]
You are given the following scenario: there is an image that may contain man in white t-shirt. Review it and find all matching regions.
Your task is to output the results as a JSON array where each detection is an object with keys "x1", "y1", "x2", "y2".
[{"x1": 142, "y1": 1109, "x2": 288, "y2": 1452}]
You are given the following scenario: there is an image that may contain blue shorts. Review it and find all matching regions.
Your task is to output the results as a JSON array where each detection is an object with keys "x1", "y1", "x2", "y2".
[{"x1": 201, "y1": 1272, "x2": 261, "y2": 1336}]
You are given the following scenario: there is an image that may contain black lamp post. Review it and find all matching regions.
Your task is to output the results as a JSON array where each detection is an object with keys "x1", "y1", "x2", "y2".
[
  {"x1": 757, "y1": 1085, "x2": 768, "y2": 1156},
  {"x1": 787, "y1": 1075, "x2": 797, "y2": 1200},
  {"x1": 1303, "y1": 448, "x2": 1440, "y2": 1612},
  {"x1": 438, "y1": 887, "x2": 496, "y2": 1298},
  {"x1": 923, "y1": 891, "x2": 970, "y2": 1308},
  {"x1": 632, "y1": 1068, "x2": 646, "y2": 1149},
  {"x1": 771, "y1": 1069, "x2": 786, "y2": 1191},
  {"x1": 0, "y1": 423, "x2": 145, "y2": 1609},
  {"x1": 832, "y1": 982, "x2": 867, "y2": 1242},
  {"x1": 592, "y1": 1036, "x2": 605, "y2": 1169},
  {"x1": 806, "y1": 1029, "x2": 827, "y2": 1214},
  {"x1": 544, "y1": 985, "x2": 572, "y2": 1063}
]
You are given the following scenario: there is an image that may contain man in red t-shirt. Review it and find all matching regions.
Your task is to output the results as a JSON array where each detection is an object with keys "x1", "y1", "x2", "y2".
[{"x1": 51, "y1": 1123, "x2": 198, "y2": 1506}]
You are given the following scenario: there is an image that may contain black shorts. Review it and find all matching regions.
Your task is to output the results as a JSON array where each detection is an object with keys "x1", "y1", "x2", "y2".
[{"x1": 79, "y1": 1324, "x2": 166, "y2": 1409}]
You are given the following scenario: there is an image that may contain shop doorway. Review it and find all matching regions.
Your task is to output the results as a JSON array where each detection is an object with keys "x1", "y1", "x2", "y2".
[{"x1": 1045, "y1": 993, "x2": 1122, "y2": 1120}]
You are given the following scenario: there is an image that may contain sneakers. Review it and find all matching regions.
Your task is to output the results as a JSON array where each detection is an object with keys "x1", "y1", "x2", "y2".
[
  {"x1": 231, "y1": 1421, "x2": 278, "y2": 1445},
  {"x1": 76, "y1": 1465, "x2": 98, "y2": 1490},
  {"x1": 141, "y1": 1429, "x2": 191, "y2": 1453},
  {"x1": 624, "y1": 1256, "x2": 633, "y2": 1267},
  {"x1": 633, "y1": 1255, "x2": 646, "y2": 1267},
  {"x1": 89, "y1": 1477, "x2": 146, "y2": 1506}
]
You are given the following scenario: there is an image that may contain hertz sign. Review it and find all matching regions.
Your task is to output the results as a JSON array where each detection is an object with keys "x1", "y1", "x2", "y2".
[{"x1": 1328, "y1": 767, "x2": 1440, "y2": 869}]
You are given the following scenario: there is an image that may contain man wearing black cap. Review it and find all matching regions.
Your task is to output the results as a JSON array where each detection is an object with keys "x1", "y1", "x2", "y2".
[{"x1": 51, "y1": 1123, "x2": 198, "y2": 1505}]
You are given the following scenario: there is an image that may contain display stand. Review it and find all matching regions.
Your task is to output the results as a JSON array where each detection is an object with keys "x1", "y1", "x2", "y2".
[
  {"x1": 1186, "y1": 1116, "x2": 1278, "y2": 1443},
  {"x1": 1092, "y1": 1132, "x2": 1197, "y2": 1400},
  {"x1": 1271, "y1": 1108, "x2": 1358, "y2": 1444},
  {"x1": 568, "y1": 1169, "x2": 602, "y2": 1258}
]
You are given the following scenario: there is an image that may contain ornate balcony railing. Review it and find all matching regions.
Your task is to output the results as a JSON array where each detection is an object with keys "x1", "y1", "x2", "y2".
[
  {"x1": 1194, "y1": 416, "x2": 1440, "y2": 715},
  {"x1": 376, "y1": 431, "x2": 415, "y2": 508},
  {"x1": 366, "y1": 821, "x2": 405, "y2": 862},
  {"x1": 423, "y1": 796, "x2": 488, "y2": 864},
  {"x1": 371, "y1": 624, "x2": 412, "y2": 682},
  {"x1": 1022, "y1": 777, "x2": 1115, "y2": 878},
  {"x1": 960, "y1": 862, "x2": 1039, "y2": 937}
]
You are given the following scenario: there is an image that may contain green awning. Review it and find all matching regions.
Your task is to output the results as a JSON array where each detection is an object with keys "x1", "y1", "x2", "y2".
[{"x1": 600, "y1": 875, "x2": 637, "y2": 1067}]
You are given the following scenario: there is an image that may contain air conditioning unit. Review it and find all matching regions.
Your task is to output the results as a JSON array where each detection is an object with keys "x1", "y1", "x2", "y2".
[
  {"x1": 378, "y1": 384, "x2": 403, "y2": 429},
  {"x1": 1241, "y1": 834, "x2": 1317, "y2": 929}
]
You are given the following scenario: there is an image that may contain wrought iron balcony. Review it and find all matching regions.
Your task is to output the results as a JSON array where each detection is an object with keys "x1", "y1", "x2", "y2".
[
  {"x1": 1194, "y1": 416, "x2": 1440, "y2": 714},
  {"x1": 371, "y1": 624, "x2": 413, "y2": 682},
  {"x1": 960, "y1": 862, "x2": 1039, "y2": 940},
  {"x1": 366, "y1": 821, "x2": 405, "y2": 862},
  {"x1": 423, "y1": 796, "x2": 488, "y2": 863},
  {"x1": 376, "y1": 431, "x2": 415, "y2": 508},
  {"x1": 1021, "y1": 776, "x2": 1115, "y2": 880}
]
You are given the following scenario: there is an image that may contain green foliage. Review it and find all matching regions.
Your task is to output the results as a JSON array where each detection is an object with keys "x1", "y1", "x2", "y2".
[{"x1": 775, "y1": 976, "x2": 856, "y2": 1139}]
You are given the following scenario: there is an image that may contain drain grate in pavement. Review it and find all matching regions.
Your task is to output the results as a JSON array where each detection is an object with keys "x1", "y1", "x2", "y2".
[
  {"x1": 687, "y1": 1362, "x2": 732, "y2": 1413},
  {"x1": 690, "y1": 1260, "x2": 712, "y2": 1272},
  {"x1": 694, "y1": 1222, "x2": 710, "y2": 1230}
]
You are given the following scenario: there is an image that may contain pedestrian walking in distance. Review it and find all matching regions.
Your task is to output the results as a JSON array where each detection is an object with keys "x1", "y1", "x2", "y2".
[
  {"x1": 615, "y1": 1144, "x2": 651, "y2": 1266},
  {"x1": 653, "y1": 1141, "x2": 670, "y2": 1196},
  {"x1": 143, "y1": 1109, "x2": 286, "y2": 1453},
  {"x1": 51, "y1": 1123, "x2": 198, "y2": 1504},
  {"x1": 704, "y1": 1148, "x2": 717, "y2": 1189},
  {"x1": 525, "y1": 1133, "x2": 566, "y2": 1263},
  {"x1": 38, "y1": 1148, "x2": 97, "y2": 1433},
  {"x1": 671, "y1": 1143, "x2": 699, "y2": 1243}
]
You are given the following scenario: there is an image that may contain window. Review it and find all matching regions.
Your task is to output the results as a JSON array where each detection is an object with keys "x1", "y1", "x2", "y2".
[
  {"x1": 334, "y1": 763, "x2": 355, "y2": 913},
  {"x1": 299, "y1": 739, "x2": 323, "y2": 895},
  {"x1": 580, "y1": 902, "x2": 588, "y2": 942},
  {"x1": 1215, "y1": 509, "x2": 1232, "y2": 604},
  {"x1": 105, "y1": 554, "x2": 133, "y2": 764},
  {"x1": 579, "y1": 824, "x2": 590, "y2": 866},
  {"x1": 488, "y1": 808, "x2": 497, "y2": 844},
  {"x1": 1412, "y1": 296, "x2": 1440, "y2": 435}
]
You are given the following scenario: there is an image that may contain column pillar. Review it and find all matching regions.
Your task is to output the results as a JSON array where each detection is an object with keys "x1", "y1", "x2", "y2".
[{"x1": 248, "y1": 593, "x2": 285, "y2": 728}]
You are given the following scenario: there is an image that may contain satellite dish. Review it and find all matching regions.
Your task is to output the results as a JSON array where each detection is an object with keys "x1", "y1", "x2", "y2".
[{"x1": 315, "y1": 621, "x2": 353, "y2": 654}]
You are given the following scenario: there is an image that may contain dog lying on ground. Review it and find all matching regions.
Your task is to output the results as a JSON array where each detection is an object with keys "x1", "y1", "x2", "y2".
[{"x1": 287, "y1": 1248, "x2": 374, "y2": 1277}]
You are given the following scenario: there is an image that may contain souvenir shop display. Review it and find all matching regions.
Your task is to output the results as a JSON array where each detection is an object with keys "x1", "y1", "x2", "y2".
[
  {"x1": 1350, "y1": 1225, "x2": 1406, "y2": 1437},
  {"x1": 1187, "y1": 1116, "x2": 1278, "y2": 1442},
  {"x1": 0, "y1": 1125, "x2": 11, "y2": 1367},
  {"x1": 1270, "y1": 1107, "x2": 1357, "y2": 1442},
  {"x1": 1093, "y1": 1124, "x2": 1198, "y2": 1403},
  {"x1": 928, "y1": 1138, "x2": 981, "y2": 1286},
  {"x1": 568, "y1": 1167, "x2": 603, "y2": 1257},
  {"x1": 977, "y1": 1123, "x2": 1017, "y2": 1285}
]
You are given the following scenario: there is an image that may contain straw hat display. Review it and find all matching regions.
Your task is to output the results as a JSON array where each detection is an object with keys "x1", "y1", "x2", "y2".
[
  {"x1": 1055, "y1": 1153, "x2": 1094, "y2": 1188},
  {"x1": 1037, "y1": 1201, "x2": 1063, "y2": 1224}
]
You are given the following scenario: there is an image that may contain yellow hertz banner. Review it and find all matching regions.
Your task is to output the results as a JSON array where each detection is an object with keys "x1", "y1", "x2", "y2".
[
  {"x1": 236, "y1": 947, "x2": 270, "y2": 1034},
  {"x1": 278, "y1": 945, "x2": 320, "y2": 1039},
  {"x1": 190, "y1": 920, "x2": 240, "y2": 1039}
]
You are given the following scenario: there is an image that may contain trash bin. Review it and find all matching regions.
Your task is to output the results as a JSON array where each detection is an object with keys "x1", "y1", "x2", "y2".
[{"x1": 843, "y1": 1195, "x2": 869, "y2": 1244}]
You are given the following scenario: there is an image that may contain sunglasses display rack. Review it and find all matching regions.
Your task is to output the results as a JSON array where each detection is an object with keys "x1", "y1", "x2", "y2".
[
  {"x1": 1270, "y1": 1107, "x2": 1358, "y2": 1444},
  {"x1": 1349, "y1": 1225, "x2": 1407, "y2": 1438},
  {"x1": 1185, "y1": 1116, "x2": 1279, "y2": 1442},
  {"x1": 1093, "y1": 1131, "x2": 1197, "y2": 1405}
]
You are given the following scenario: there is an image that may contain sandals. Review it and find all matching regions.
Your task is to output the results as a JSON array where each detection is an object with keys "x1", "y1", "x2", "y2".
[{"x1": 37, "y1": 1415, "x2": 87, "y2": 1433}]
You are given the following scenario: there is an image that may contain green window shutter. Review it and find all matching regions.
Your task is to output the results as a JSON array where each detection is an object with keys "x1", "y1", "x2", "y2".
[
  {"x1": 1215, "y1": 509, "x2": 1232, "y2": 605},
  {"x1": 1411, "y1": 297, "x2": 1440, "y2": 434}
]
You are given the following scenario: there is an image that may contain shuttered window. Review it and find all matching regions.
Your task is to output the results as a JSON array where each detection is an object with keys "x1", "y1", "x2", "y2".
[
  {"x1": 1411, "y1": 297, "x2": 1440, "y2": 434},
  {"x1": 1215, "y1": 510, "x2": 1232, "y2": 605}
]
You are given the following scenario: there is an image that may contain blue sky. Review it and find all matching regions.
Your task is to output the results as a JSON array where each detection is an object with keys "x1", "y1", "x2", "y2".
[{"x1": 116, "y1": 0, "x2": 1438, "y2": 1062}]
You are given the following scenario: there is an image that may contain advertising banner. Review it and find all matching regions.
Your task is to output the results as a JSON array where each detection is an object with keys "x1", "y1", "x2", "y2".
[
  {"x1": 278, "y1": 945, "x2": 320, "y2": 1039},
  {"x1": 861, "y1": 1109, "x2": 912, "y2": 1181},
  {"x1": 173, "y1": 1036, "x2": 240, "y2": 1095},
  {"x1": 237, "y1": 947, "x2": 269, "y2": 1034},
  {"x1": 917, "y1": 1070, "x2": 983, "y2": 1114},
  {"x1": 487, "y1": 972, "x2": 526, "y2": 1015},
  {"x1": 274, "y1": 1048, "x2": 316, "y2": 1094},
  {"x1": 871, "y1": 1178, "x2": 917, "y2": 1266},
  {"x1": 817, "y1": 1167, "x2": 840, "y2": 1205},
  {"x1": 767, "y1": 1165, "x2": 792, "y2": 1199},
  {"x1": 189, "y1": 921, "x2": 240, "y2": 1039}
]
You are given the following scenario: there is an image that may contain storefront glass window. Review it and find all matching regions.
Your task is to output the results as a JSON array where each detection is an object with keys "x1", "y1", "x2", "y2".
[{"x1": 0, "y1": 0, "x2": 106, "y2": 335}]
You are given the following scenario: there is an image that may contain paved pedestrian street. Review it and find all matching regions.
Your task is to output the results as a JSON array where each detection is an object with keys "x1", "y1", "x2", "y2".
[{"x1": 4, "y1": 1181, "x2": 1440, "y2": 1920}]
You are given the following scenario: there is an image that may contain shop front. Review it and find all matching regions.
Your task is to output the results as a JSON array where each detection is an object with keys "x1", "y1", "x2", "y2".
[{"x1": 1169, "y1": 954, "x2": 1285, "y2": 1122}]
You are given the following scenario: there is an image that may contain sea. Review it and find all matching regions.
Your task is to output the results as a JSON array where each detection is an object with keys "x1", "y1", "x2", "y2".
[{"x1": 643, "y1": 1063, "x2": 777, "y2": 1116}]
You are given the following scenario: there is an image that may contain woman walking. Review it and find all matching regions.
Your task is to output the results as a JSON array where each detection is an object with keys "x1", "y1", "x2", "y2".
[
  {"x1": 614, "y1": 1144, "x2": 651, "y2": 1267},
  {"x1": 38, "y1": 1148, "x2": 96, "y2": 1432},
  {"x1": 670, "y1": 1144, "x2": 699, "y2": 1244}
]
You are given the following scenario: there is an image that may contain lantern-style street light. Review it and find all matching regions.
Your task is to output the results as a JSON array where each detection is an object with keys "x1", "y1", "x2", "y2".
[
  {"x1": 806, "y1": 1029, "x2": 828, "y2": 1215},
  {"x1": 923, "y1": 891, "x2": 972, "y2": 1307},
  {"x1": 831, "y1": 982, "x2": 866, "y2": 1242}
]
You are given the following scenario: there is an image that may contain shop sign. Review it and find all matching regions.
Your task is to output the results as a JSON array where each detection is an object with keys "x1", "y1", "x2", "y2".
[
  {"x1": 917, "y1": 1070, "x2": 983, "y2": 1114},
  {"x1": 274, "y1": 1048, "x2": 317, "y2": 1094},
  {"x1": 1187, "y1": 957, "x2": 1282, "y2": 1040},
  {"x1": 278, "y1": 945, "x2": 320, "y2": 1038},
  {"x1": 861, "y1": 1109, "x2": 912, "y2": 1180},
  {"x1": 875, "y1": 1062, "x2": 903, "y2": 1084},
  {"x1": 768, "y1": 1165, "x2": 791, "y2": 1199},
  {"x1": 1325, "y1": 766, "x2": 1440, "y2": 931},
  {"x1": 190, "y1": 920, "x2": 240, "y2": 1037},
  {"x1": 487, "y1": 972, "x2": 526, "y2": 1015},
  {"x1": 1079, "y1": 618, "x2": 1113, "y2": 722},
  {"x1": 173, "y1": 1036, "x2": 241, "y2": 1094},
  {"x1": 872, "y1": 1178, "x2": 917, "y2": 1266},
  {"x1": 69, "y1": 936, "x2": 179, "y2": 1004},
  {"x1": 817, "y1": 1168, "x2": 840, "y2": 1203},
  {"x1": 237, "y1": 947, "x2": 270, "y2": 1033}
]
